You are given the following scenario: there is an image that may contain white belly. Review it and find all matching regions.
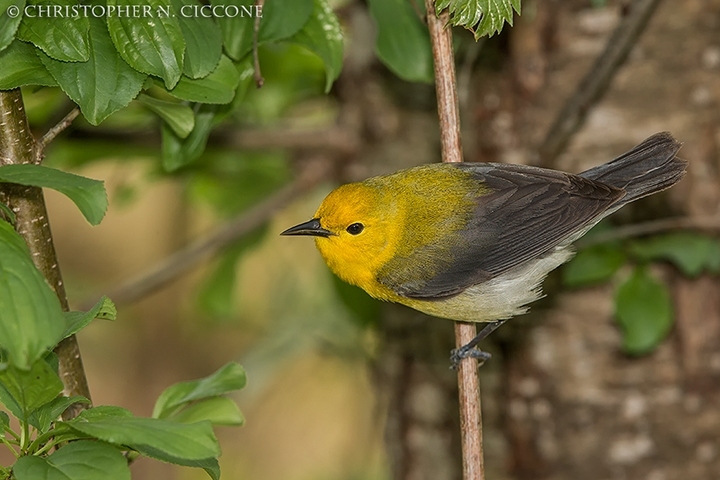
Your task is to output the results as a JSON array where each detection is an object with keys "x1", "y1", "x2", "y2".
[{"x1": 409, "y1": 247, "x2": 575, "y2": 323}]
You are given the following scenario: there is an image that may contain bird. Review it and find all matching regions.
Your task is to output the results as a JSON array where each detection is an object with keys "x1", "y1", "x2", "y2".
[{"x1": 282, "y1": 132, "x2": 686, "y2": 361}]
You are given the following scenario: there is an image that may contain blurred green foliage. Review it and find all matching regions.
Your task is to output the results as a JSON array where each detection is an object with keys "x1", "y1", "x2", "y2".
[
  {"x1": 614, "y1": 266, "x2": 673, "y2": 356},
  {"x1": 630, "y1": 232, "x2": 720, "y2": 277},
  {"x1": 565, "y1": 230, "x2": 720, "y2": 356}
]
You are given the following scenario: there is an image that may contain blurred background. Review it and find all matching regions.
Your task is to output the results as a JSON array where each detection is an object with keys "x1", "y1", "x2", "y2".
[{"x1": 18, "y1": 0, "x2": 720, "y2": 478}]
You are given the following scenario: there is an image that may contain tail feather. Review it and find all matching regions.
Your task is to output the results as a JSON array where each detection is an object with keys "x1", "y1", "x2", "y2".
[{"x1": 580, "y1": 132, "x2": 686, "y2": 206}]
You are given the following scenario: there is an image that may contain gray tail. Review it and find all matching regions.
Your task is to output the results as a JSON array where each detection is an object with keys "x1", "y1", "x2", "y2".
[{"x1": 580, "y1": 132, "x2": 686, "y2": 206}]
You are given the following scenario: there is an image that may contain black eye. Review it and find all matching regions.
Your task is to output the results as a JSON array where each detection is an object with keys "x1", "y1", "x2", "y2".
[{"x1": 346, "y1": 223, "x2": 364, "y2": 235}]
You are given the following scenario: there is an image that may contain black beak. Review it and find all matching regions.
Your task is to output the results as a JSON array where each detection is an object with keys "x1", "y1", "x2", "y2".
[{"x1": 281, "y1": 218, "x2": 334, "y2": 237}]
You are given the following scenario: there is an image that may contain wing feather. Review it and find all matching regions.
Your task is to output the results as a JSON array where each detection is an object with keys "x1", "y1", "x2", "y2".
[{"x1": 380, "y1": 163, "x2": 625, "y2": 299}]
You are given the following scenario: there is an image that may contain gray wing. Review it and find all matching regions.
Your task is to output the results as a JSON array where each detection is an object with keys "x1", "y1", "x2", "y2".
[{"x1": 382, "y1": 163, "x2": 625, "y2": 300}]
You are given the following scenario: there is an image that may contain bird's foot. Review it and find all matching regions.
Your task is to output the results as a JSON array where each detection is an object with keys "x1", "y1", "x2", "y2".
[{"x1": 450, "y1": 346, "x2": 492, "y2": 370}]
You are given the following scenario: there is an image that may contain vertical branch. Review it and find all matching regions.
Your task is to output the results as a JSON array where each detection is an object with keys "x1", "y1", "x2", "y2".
[
  {"x1": 424, "y1": 3, "x2": 485, "y2": 480},
  {"x1": 426, "y1": 4, "x2": 463, "y2": 164},
  {"x1": 0, "y1": 90, "x2": 91, "y2": 418}
]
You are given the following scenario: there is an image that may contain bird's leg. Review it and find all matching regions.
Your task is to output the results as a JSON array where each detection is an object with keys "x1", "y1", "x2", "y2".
[{"x1": 450, "y1": 319, "x2": 508, "y2": 369}]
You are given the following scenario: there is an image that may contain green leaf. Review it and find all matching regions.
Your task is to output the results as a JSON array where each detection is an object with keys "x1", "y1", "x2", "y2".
[
  {"x1": 65, "y1": 406, "x2": 221, "y2": 471},
  {"x1": 140, "y1": 452, "x2": 219, "y2": 480},
  {"x1": 153, "y1": 362, "x2": 246, "y2": 419},
  {"x1": 0, "y1": 384, "x2": 23, "y2": 422},
  {"x1": 43, "y1": 351, "x2": 58, "y2": 376},
  {"x1": 13, "y1": 440, "x2": 131, "y2": 480},
  {"x1": 0, "y1": 0, "x2": 24, "y2": 53},
  {"x1": 211, "y1": 57, "x2": 252, "y2": 122},
  {"x1": 40, "y1": 17, "x2": 147, "y2": 125},
  {"x1": 0, "y1": 39, "x2": 56, "y2": 89},
  {"x1": 75, "y1": 405, "x2": 130, "y2": 420},
  {"x1": 0, "y1": 359, "x2": 63, "y2": 420},
  {"x1": 0, "y1": 220, "x2": 65, "y2": 370},
  {"x1": 106, "y1": 0, "x2": 185, "y2": 89},
  {"x1": 614, "y1": 267, "x2": 673, "y2": 356},
  {"x1": 290, "y1": 0, "x2": 343, "y2": 93},
  {"x1": 17, "y1": 0, "x2": 89, "y2": 61},
  {"x1": 173, "y1": 0, "x2": 222, "y2": 79},
  {"x1": 0, "y1": 410, "x2": 9, "y2": 428},
  {"x1": 214, "y1": 0, "x2": 253, "y2": 61},
  {"x1": 215, "y1": 0, "x2": 313, "y2": 61},
  {"x1": 368, "y1": 0, "x2": 433, "y2": 83},
  {"x1": 0, "y1": 200, "x2": 16, "y2": 223},
  {"x1": 259, "y1": 0, "x2": 313, "y2": 44},
  {"x1": 437, "y1": 0, "x2": 521, "y2": 39},
  {"x1": 170, "y1": 396, "x2": 244, "y2": 426},
  {"x1": 630, "y1": 232, "x2": 720, "y2": 277},
  {"x1": 28, "y1": 395, "x2": 90, "y2": 433},
  {"x1": 166, "y1": 55, "x2": 240, "y2": 104},
  {"x1": 62, "y1": 296, "x2": 116, "y2": 339},
  {"x1": 563, "y1": 245, "x2": 626, "y2": 287},
  {"x1": 161, "y1": 105, "x2": 215, "y2": 170},
  {"x1": 136, "y1": 93, "x2": 195, "y2": 138},
  {"x1": 0, "y1": 164, "x2": 107, "y2": 225}
]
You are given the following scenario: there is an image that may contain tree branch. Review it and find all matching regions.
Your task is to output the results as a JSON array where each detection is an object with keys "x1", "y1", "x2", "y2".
[
  {"x1": 93, "y1": 157, "x2": 332, "y2": 308},
  {"x1": 0, "y1": 90, "x2": 91, "y2": 419},
  {"x1": 37, "y1": 107, "x2": 80, "y2": 163},
  {"x1": 427, "y1": 7, "x2": 463, "y2": 164},
  {"x1": 425, "y1": 2, "x2": 485, "y2": 479},
  {"x1": 538, "y1": 0, "x2": 664, "y2": 167}
]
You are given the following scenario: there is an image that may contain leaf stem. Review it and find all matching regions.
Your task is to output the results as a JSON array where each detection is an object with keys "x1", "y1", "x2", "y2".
[
  {"x1": 0, "y1": 433, "x2": 20, "y2": 457},
  {"x1": 25, "y1": 430, "x2": 54, "y2": 455},
  {"x1": 32, "y1": 438, "x2": 60, "y2": 456},
  {"x1": 3, "y1": 426, "x2": 20, "y2": 442},
  {"x1": 19, "y1": 419, "x2": 29, "y2": 452}
]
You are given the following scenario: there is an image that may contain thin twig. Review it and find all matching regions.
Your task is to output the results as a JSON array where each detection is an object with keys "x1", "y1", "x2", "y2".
[
  {"x1": 577, "y1": 216, "x2": 720, "y2": 249},
  {"x1": 37, "y1": 107, "x2": 80, "y2": 162},
  {"x1": 253, "y1": 0, "x2": 266, "y2": 88},
  {"x1": 425, "y1": 2, "x2": 485, "y2": 479},
  {"x1": 538, "y1": 0, "x2": 664, "y2": 167},
  {"x1": 89, "y1": 158, "x2": 331, "y2": 309}
]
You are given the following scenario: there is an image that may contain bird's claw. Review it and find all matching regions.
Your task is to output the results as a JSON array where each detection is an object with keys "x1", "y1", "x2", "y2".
[{"x1": 450, "y1": 346, "x2": 492, "y2": 370}]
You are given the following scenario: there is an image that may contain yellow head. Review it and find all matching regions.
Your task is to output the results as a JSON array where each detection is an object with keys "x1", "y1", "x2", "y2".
[{"x1": 281, "y1": 182, "x2": 401, "y2": 299}]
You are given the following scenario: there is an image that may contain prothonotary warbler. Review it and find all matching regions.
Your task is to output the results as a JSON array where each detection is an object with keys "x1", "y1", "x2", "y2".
[{"x1": 282, "y1": 132, "x2": 686, "y2": 360}]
